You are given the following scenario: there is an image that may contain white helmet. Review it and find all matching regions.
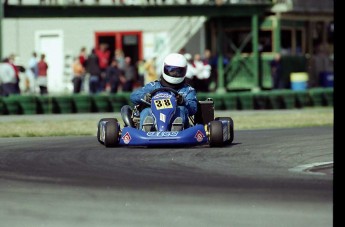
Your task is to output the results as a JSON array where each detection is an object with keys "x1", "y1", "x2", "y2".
[{"x1": 162, "y1": 53, "x2": 187, "y2": 84}]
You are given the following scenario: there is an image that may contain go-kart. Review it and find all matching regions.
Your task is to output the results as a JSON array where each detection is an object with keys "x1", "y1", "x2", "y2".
[{"x1": 97, "y1": 87, "x2": 234, "y2": 147}]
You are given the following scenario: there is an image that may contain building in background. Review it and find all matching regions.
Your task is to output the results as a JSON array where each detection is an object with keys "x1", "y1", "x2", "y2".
[{"x1": 1, "y1": 0, "x2": 333, "y2": 93}]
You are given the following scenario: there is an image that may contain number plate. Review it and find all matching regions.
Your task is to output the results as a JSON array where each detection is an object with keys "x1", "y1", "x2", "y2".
[{"x1": 154, "y1": 99, "x2": 173, "y2": 110}]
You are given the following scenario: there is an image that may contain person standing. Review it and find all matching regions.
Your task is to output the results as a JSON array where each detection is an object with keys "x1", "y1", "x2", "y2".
[
  {"x1": 105, "y1": 59, "x2": 122, "y2": 93},
  {"x1": 27, "y1": 52, "x2": 38, "y2": 94},
  {"x1": 37, "y1": 54, "x2": 49, "y2": 95},
  {"x1": 202, "y1": 49, "x2": 217, "y2": 91},
  {"x1": 270, "y1": 53, "x2": 283, "y2": 89},
  {"x1": 122, "y1": 56, "x2": 137, "y2": 92},
  {"x1": 7, "y1": 54, "x2": 20, "y2": 94},
  {"x1": 183, "y1": 53, "x2": 196, "y2": 88},
  {"x1": 95, "y1": 43, "x2": 110, "y2": 92},
  {"x1": 114, "y1": 49, "x2": 125, "y2": 71},
  {"x1": 72, "y1": 57, "x2": 85, "y2": 93},
  {"x1": 86, "y1": 48, "x2": 101, "y2": 94},
  {"x1": 194, "y1": 53, "x2": 211, "y2": 92},
  {"x1": 78, "y1": 47, "x2": 88, "y2": 69},
  {"x1": 0, "y1": 58, "x2": 17, "y2": 96},
  {"x1": 78, "y1": 47, "x2": 88, "y2": 92},
  {"x1": 143, "y1": 56, "x2": 157, "y2": 84},
  {"x1": 137, "y1": 59, "x2": 146, "y2": 87}
]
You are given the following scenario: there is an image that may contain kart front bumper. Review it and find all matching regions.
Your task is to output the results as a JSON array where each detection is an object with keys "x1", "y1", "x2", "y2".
[{"x1": 119, "y1": 124, "x2": 208, "y2": 146}]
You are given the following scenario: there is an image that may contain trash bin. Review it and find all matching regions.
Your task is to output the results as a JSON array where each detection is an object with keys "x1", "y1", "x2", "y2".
[{"x1": 290, "y1": 72, "x2": 308, "y2": 91}]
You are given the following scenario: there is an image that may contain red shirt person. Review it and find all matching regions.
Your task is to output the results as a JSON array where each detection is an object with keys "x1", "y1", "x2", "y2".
[
  {"x1": 95, "y1": 43, "x2": 110, "y2": 71},
  {"x1": 95, "y1": 43, "x2": 110, "y2": 91},
  {"x1": 37, "y1": 54, "x2": 49, "y2": 95}
]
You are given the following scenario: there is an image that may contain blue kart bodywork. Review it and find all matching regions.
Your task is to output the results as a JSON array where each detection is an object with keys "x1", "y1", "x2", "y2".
[
  {"x1": 97, "y1": 87, "x2": 234, "y2": 147},
  {"x1": 118, "y1": 124, "x2": 208, "y2": 146}
]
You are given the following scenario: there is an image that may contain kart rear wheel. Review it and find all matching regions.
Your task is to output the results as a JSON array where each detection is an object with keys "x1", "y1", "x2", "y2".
[
  {"x1": 104, "y1": 119, "x2": 120, "y2": 147},
  {"x1": 215, "y1": 117, "x2": 234, "y2": 144},
  {"x1": 97, "y1": 118, "x2": 117, "y2": 144},
  {"x1": 209, "y1": 120, "x2": 224, "y2": 147}
]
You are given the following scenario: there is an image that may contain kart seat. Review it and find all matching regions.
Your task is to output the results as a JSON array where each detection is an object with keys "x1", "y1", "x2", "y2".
[
  {"x1": 193, "y1": 98, "x2": 215, "y2": 125},
  {"x1": 121, "y1": 105, "x2": 135, "y2": 127}
]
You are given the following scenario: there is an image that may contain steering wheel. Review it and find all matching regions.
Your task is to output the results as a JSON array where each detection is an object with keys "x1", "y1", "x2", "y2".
[
  {"x1": 149, "y1": 87, "x2": 179, "y2": 97},
  {"x1": 140, "y1": 87, "x2": 179, "y2": 106}
]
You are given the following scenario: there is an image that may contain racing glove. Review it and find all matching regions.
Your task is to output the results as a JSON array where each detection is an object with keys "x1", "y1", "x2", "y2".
[
  {"x1": 176, "y1": 94, "x2": 185, "y2": 105},
  {"x1": 143, "y1": 93, "x2": 152, "y2": 103}
]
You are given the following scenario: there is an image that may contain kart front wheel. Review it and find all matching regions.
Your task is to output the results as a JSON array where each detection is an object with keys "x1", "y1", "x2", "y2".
[
  {"x1": 208, "y1": 120, "x2": 224, "y2": 147},
  {"x1": 215, "y1": 117, "x2": 234, "y2": 144},
  {"x1": 104, "y1": 119, "x2": 120, "y2": 147},
  {"x1": 97, "y1": 118, "x2": 117, "y2": 144}
]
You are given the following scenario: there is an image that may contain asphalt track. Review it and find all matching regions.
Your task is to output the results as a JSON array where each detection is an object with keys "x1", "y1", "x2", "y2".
[{"x1": 0, "y1": 126, "x2": 333, "y2": 227}]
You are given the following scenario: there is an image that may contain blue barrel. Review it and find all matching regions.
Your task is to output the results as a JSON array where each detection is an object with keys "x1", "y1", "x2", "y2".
[{"x1": 290, "y1": 72, "x2": 308, "y2": 91}]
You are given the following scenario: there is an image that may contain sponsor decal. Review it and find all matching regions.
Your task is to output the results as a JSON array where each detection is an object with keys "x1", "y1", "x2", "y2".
[
  {"x1": 195, "y1": 130, "x2": 205, "y2": 142},
  {"x1": 122, "y1": 132, "x2": 131, "y2": 144},
  {"x1": 160, "y1": 113, "x2": 166, "y2": 122},
  {"x1": 147, "y1": 131, "x2": 179, "y2": 137},
  {"x1": 153, "y1": 93, "x2": 172, "y2": 99}
]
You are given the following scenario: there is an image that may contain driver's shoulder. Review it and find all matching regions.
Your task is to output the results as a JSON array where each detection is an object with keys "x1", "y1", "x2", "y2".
[{"x1": 183, "y1": 84, "x2": 196, "y2": 92}]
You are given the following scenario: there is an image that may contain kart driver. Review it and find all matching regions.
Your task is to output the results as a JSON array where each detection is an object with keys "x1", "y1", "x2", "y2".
[{"x1": 130, "y1": 53, "x2": 198, "y2": 132}]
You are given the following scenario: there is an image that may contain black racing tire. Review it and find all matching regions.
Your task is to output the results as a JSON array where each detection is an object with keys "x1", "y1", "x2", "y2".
[
  {"x1": 104, "y1": 119, "x2": 120, "y2": 147},
  {"x1": 97, "y1": 118, "x2": 117, "y2": 144},
  {"x1": 209, "y1": 120, "x2": 224, "y2": 147},
  {"x1": 215, "y1": 117, "x2": 234, "y2": 144}
]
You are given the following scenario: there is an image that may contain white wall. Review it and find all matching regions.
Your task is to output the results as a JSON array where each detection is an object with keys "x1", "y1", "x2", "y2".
[
  {"x1": 2, "y1": 17, "x2": 182, "y2": 65},
  {"x1": 2, "y1": 16, "x2": 204, "y2": 93}
]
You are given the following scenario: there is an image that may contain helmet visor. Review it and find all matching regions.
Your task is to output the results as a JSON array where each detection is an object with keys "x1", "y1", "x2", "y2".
[{"x1": 163, "y1": 64, "x2": 187, "y2": 78}]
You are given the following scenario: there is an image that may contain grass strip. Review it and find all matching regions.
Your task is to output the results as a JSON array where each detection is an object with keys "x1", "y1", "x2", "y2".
[{"x1": 0, "y1": 107, "x2": 333, "y2": 137}]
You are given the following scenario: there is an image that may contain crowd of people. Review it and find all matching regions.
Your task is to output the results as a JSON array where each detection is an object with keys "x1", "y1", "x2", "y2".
[
  {"x1": 72, "y1": 44, "x2": 156, "y2": 94},
  {"x1": 0, "y1": 45, "x2": 217, "y2": 97},
  {"x1": 71, "y1": 45, "x2": 215, "y2": 94},
  {"x1": 0, "y1": 52, "x2": 49, "y2": 96}
]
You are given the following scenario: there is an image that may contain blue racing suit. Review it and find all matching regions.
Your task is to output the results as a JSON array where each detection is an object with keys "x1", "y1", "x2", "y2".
[{"x1": 130, "y1": 80, "x2": 198, "y2": 130}]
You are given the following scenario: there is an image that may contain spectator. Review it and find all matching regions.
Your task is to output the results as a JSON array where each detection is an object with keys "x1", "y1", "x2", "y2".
[
  {"x1": 0, "y1": 58, "x2": 17, "y2": 96},
  {"x1": 86, "y1": 48, "x2": 101, "y2": 94},
  {"x1": 114, "y1": 49, "x2": 125, "y2": 71},
  {"x1": 184, "y1": 53, "x2": 196, "y2": 87},
  {"x1": 137, "y1": 59, "x2": 146, "y2": 87},
  {"x1": 105, "y1": 59, "x2": 122, "y2": 93},
  {"x1": 179, "y1": 47, "x2": 187, "y2": 55},
  {"x1": 37, "y1": 54, "x2": 49, "y2": 95},
  {"x1": 270, "y1": 53, "x2": 283, "y2": 89},
  {"x1": 96, "y1": 43, "x2": 110, "y2": 92},
  {"x1": 26, "y1": 52, "x2": 38, "y2": 94},
  {"x1": 78, "y1": 47, "x2": 88, "y2": 69},
  {"x1": 122, "y1": 56, "x2": 137, "y2": 92},
  {"x1": 202, "y1": 49, "x2": 217, "y2": 91},
  {"x1": 309, "y1": 43, "x2": 333, "y2": 88},
  {"x1": 7, "y1": 54, "x2": 21, "y2": 94},
  {"x1": 194, "y1": 53, "x2": 211, "y2": 92},
  {"x1": 143, "y1": 57, "x2": 157, "y2": 84},
  {"x1": 72, "y1": 57, "x2": 85, "y2": 93}
]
